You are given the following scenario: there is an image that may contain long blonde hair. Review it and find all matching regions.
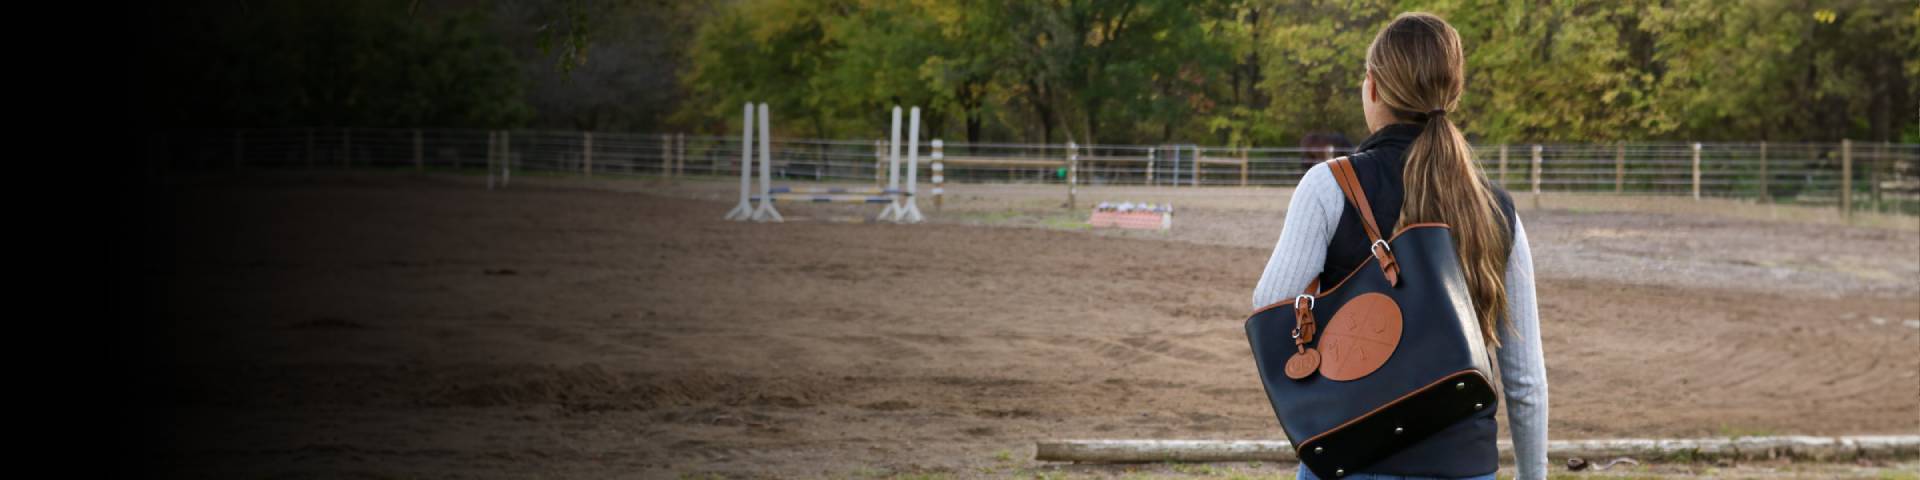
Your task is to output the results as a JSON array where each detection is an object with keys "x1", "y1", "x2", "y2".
[{"x1": 1366, "y1": 13, "x2": 1512, "y2": 347}]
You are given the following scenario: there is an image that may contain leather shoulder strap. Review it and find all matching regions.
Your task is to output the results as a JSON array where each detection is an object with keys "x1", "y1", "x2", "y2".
[
  {"x1": 1326, "y1": 157, "x2": 1400, "y2": 286},
  {"x1": 1326, "y1": 157, "x2": 1384, "y2": 245}
]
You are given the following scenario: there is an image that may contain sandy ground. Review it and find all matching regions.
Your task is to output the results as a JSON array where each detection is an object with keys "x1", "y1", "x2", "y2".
[{"x1": 131, "y1": 173, "x2": 1919, "y2": 479}]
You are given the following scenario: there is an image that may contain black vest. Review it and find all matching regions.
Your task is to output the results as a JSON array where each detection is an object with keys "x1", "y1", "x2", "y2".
[{"x1": 1318, "y1": 123, "x2": 1517, "y2": 478}]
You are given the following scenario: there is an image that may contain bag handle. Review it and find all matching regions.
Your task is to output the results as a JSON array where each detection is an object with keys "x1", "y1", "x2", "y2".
[{"x1": 1326, "y1": 157, "x2": 1400, "y2": 286}]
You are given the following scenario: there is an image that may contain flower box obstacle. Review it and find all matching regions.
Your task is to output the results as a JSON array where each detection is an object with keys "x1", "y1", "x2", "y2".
[{"x1": 1088, "y1": 202, "x2": 1173, "y2": 230}]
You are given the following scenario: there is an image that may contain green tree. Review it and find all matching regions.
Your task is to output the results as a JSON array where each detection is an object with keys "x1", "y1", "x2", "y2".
[
  {"x1": 1645, "y1": 0, "x2": 1915, "y2": 142},
  {"x1": 671, "y1": 0, "x2": 1916, "y2": 145}
]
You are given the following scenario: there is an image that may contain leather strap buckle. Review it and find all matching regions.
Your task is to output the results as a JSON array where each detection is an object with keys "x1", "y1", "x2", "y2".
[{"x1": 1291, "y1": 300, "x2": 1317, "y2": 345}]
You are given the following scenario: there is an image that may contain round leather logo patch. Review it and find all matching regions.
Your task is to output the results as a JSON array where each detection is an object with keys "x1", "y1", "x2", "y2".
[
  {"x1": 1319, "y1": 293, "x2": 1402, "y2": 381},
  {"x1": 1284, "y1": 348, "x2": 1320, "y2": 380}
]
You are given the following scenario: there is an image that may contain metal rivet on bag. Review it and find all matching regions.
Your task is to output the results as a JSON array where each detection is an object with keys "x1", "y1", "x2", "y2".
[
  {"x1": 1394, "y1": 426, "x2": 1404, "y2": 435},
  {"x1": 1475, "y1": 403, "x2": 1485, "y2": 410},
  {"x1": 1335, "y1": 468, "x2": 1346, "y2": 477},
  {"x1": 1314, "y1": 446, "x2": 1324, "y2": 454},
  {"x1": 1455, "y1": 382, "x2": 1466, "y2": 390}
]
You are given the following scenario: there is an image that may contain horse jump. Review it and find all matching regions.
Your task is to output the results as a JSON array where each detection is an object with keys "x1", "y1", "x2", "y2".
[{"x1": 725, "y1": 103, "x2": 925, "y2": 223}]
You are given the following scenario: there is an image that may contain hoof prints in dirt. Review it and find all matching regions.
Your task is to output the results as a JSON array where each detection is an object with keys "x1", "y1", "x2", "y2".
[
  {"x1": 1069, "y1": 334, "x2": 1222, "y2": 364},
  {"x1": 668, "y1": 440, "x2": 760, "y2": 462},
  {"x1": 422, "y1": 366, "x2": 838, "y2": 412},
  {"x1": 859, "y1": 400, "x2": 916, "y2": 411},
  {"x1": 822, "y1": 334, "x2": 931, "y2": 361},
  {"x1": 975, "y1": 408, "x2": 1041, "y2": 419}
]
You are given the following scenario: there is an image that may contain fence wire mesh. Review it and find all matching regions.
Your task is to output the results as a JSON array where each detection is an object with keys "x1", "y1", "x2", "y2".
[{"x1": 146, "y1": 128, "x2": 1920, "y2": 215}]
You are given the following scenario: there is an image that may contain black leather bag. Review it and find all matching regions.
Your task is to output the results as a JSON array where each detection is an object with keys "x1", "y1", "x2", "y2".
[{"x1": 1244, "y1": 157, "x2": 1497, "y2": 479}]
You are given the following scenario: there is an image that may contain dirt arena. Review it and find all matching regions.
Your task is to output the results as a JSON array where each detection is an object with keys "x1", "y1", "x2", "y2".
[{"x1": 132, "y1": 173, "x2": 1920, "y2": 478}]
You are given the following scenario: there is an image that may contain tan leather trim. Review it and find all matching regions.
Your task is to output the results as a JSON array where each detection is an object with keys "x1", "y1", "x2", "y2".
[
  {"x1": 1293, "y1": 369, "x2": 1490, "y2": 453},
  {"x1": 1246, "y1": 223, "x2": 1456, "y2": 317},
  {"x1": 1318, "y1": 293, "x2": 1402, "y2": 381},
  {"x1": 1328, "y1": 157, "x2": 1400, "y2": 285},
  {"x1": 1327, "y1": 158, "x2": 1386, "y2": 244},
  {"x1": 1284, "y1": 348, "x2": 1321, "y2": 380}
]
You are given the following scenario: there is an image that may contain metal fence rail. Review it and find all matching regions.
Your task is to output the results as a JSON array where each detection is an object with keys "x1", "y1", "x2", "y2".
[{"x1": 145, "y1": 127, "x2": 1920, "y2": 215}]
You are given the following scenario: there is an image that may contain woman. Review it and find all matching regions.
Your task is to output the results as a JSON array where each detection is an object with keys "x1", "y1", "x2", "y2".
[{"x1": 1251, "y1": 13, "x2": 1548, "y2": 480}]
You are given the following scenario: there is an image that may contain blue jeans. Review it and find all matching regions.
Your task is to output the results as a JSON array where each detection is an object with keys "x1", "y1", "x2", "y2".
[{"x1": 1296, "y1": 464, "x2": 1497, "y2": 480}]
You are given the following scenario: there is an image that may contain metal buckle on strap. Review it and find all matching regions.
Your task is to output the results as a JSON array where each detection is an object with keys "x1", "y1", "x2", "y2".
[
  {"x1": 1290, "y1": 294, "x2": 1317, "y2": 342},
  {"x1": 1370, "y1": 239, "x2": 1392, "y2": 258}
]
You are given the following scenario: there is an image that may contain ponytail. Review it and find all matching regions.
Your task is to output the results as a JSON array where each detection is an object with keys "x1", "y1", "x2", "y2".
[
  {"x1": 1370, "y1": 12, "x2": 1512, "y2": 347},
  {"x1": 1401, "y1": 110, "x2": 1512, "y2": 347}
]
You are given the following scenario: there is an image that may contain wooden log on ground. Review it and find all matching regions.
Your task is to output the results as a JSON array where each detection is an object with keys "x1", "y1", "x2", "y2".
[
  {"x1": 1037, "y1": 440, "x2": 1295, "y2": 463},
  {"x1": 1035, "y1": 435, "x2": 1920, "y2": 463}
]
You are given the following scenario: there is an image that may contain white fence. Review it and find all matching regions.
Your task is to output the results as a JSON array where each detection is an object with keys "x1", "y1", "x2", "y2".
[{"x1": 144, "y1": 128, "x2": 1920, "y2": 215}]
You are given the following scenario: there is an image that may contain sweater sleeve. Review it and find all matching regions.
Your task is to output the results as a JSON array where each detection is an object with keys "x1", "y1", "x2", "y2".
[
  {"x1": 1497, "y1": 216, "x2": 1549, "y2": 480},
  {"x1": 1251, "y1": 162, "x2": 1343, "y2": 309}
]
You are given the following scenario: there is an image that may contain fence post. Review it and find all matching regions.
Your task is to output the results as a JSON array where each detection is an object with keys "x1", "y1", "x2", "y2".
[
  {"x1": 875, "y1": 140, "x2": 886, "y2": 187},
  {"x1": 662, "y1": 134, "x2": 673, "y2": 177},
  {"x1": 487, "y1": 131, "x2": 496, "y2": 190},
  {"x1": 814, "y1": 142, "x2": 826, "y2": 181},
  {"x1": 675, "y1": 133, "x2": 686, "y2": 177},
  {"x1": 1530, "y1": 144, "x2": 1543, "y2": 209},
  {"x1": 1841, "y1": 139, "x2": 1852, "y2": 220},
  {"x1": 1067, "y1": 141, "x2": 1078, "y2": 210},
  {"x1": 1758, "y1": 141, "x2": 1769, "y2": 201},
  {"x1": 502, "y1": 130, "x2": 512, "y2": 186},
  {"x1": 1614, "y1": 143, "x2": 1625, "y2": 193},
  {"x1": 1239, "y1": 147, "x2": 1249, "y2": 187},
  {"x1": 1170, "y1": 145, "x2": 1182, "y2": 185},
  {"x1": 1498, "y1": 144, "x2": 1509, "y2": 186},
  {"x1": 341, "y1": 127, "x2": 352, "y2": 168},
  {"x1": 413, "y1": 129, "x2": 424, "y2": 172},
  {"x1": 583, "y1": 131, "x2": 594, "y2": 178},
  {"x1": 1691, "y1": 142, "x2": 1702, "y2": 200},
  {"x1": 1192, "y1": 146, "x2": 1202, "y2": 187},
  {"x1": 932, "y1": 139, "x2": 945, "y2": 212},
  {"x1": 233, "y1": 130, "x2": 244, "y2": 170},
  {"x1": 1873, "y1": 141, "x2": 1886, "y2": 212},
  {"x1": 1146, "y1": 147, "x2": 1156, "y2": 186}
]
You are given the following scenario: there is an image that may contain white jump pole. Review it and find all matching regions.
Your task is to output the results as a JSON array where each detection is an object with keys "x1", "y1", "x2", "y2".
[
  {"x1": 725, "y1": 102, "x2": 755, "y2": 221},
  {"x1": 899, "y1": 107, "x2": 925, "y2": 223},
  {"x1": 751, "y1": 102, "x2": 784, "y2": 222},
  {"x1": 931, "y1": 139, "x2": 944, "y2": 211},
  {"x1": 879, "y1": 106, "x2": 905, "y2": 221}
]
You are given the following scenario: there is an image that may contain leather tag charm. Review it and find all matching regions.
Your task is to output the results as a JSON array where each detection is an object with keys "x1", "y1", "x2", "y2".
[
  {"x1": 1319, "y1": 293, "x2": 1403, "y2": 381},
  {"x1": 1284, "y1": 347, "x2": 1321, "y2": 380},
  {"x1": 1285, "y1": 299, "x2": 1320, "y2": 380}
]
